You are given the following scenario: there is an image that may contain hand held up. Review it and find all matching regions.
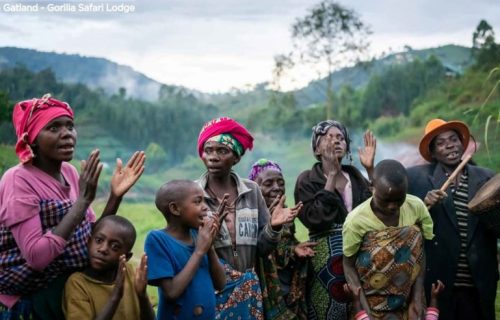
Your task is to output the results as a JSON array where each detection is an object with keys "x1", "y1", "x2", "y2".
[
  {"x1": 78, "y1": 149, "x2": 103, "y2": 205},
  {"x1": 111, "y1": 151, "x2": 146, "y2": 197}
]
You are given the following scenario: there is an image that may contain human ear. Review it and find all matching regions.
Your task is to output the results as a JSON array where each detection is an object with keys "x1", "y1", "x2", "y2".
[
  {"x1": 168, "y1": 202, "x2": 181, "y2": 216},
  {"x1": 233, "y1": 155, "x2": 241, "y2": 165}
]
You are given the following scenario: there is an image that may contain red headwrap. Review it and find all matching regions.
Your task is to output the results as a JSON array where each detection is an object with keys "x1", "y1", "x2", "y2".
[
  {"x1": 197, "y1": 117, "x2": 254, "y2": 157},
  {"x1": 13, "y1": 94, "x2": 74, "y2": 163}
]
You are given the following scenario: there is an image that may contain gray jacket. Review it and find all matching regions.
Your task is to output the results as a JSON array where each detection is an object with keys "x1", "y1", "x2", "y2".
[{"x1": 197, "y1": 171, "x2": 281, "y2": 272}]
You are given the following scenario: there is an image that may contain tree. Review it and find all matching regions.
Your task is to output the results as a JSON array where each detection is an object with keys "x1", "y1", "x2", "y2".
[
  {"x1": 275, "y1": 0, "x2": 371, "y2": 119},
  {"x1": 472, "y1": 20, "x2": 500, "y2": 70}
]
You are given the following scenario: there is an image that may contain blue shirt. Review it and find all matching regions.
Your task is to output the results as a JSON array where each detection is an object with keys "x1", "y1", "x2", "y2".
[{"x1": 145, "y1": 229, "x2": 216, "y2": 320}]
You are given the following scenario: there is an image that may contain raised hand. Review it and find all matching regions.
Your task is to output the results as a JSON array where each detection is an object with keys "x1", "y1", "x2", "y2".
[
  {"x1": 134, "y1": 254, "x2": 149, "y2": 297},
  {"x1": 270, "y1": 195, "x2": 302, "y2": 227},
  {"x1": 213, "y1": 194, "x2": 229, "y2": 221},
  {"x1": 322, "y1": 142, "x2": 342, "y2": 177},
  {"x1": 424, "y1": 189, "x2": 447, "y2": 208},
  {"x1": 79, "y1": 149, "x2": 103, "y2": 204},
  {"x1": 294, "y1": 241, "x2": 317, "y2": 258},
  {"x1": 111, "y1": 151, "x2": 146, "y2": 198},
  {"x1": 358, "y1": 130, "x2": 376, "y2": 173}
]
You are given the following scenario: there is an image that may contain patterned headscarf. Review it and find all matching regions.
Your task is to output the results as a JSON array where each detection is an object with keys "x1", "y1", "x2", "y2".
[
  {"x1": 206, "y1": 134, "x2": 244, "y2": 157},
  {"x1": 12, "y1": 94, "x2": 74, "y2": 163},
  {"x1": 311, "y1": 120, "x2": 350, "y2": 161},
  {"x1": 197, "y1": 117, "x2": 254, "y2": 157},
  {"x1": 248, "y1": 159, "x2": 282, "y2": 181}
]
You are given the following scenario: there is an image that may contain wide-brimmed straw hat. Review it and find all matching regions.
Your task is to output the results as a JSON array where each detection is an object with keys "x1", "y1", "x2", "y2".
[{"x1": 419, "y1": 119, "x2": 470, "y2": 162}]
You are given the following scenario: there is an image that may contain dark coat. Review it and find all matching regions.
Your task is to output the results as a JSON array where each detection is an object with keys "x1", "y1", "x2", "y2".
[
  {"x1": 407, "y1": 163, "x2": 498, "y2": 320},
  {"x1": 294, "y1": 162, "x2": 372, "y2": 236}
]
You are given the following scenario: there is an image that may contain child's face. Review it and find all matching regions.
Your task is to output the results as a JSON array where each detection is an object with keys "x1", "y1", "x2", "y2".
[
  {"x1": 201, "y1": 141, "x2": 239, "y2": 177},
  {"x1": 178, "y1": 185, "x2": 209, "y2": 229},
  {"x1": 372, "y1": 182, "x2": 406, "y2": 218},
  {"x1": 34, "y1": 116, "x2": 77, "y2": 163},
  {"x1": 256, "y1": 170, "x2": 285, "y2": 208},
  {"x1": 88, "y1": 220, "x2": 130, "y2": 271}
]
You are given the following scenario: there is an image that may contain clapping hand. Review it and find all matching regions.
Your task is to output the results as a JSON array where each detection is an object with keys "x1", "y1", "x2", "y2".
[
  {"x1": 111, "y1": 151, "x2": 146, "y2": 198},
  {"x1": 196, "y1": 218, "x2": 216, "y2": 255},
  {"x1": 111, "y1": 255, "x2": 127, "y2": 301},
  {"x1": 134, "y1": 254, "x2": 148, "y2": 298},
  {"x1": 270, "y1": 195, "x2": 302, "y2": 227},
  {"x1": 79, "y1": 149, "x2": 103, "y2": 204}
]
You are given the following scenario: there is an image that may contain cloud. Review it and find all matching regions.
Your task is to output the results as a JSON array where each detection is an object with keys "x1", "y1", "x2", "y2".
[{"x1": 0, "y1": 0, "x2": 498, "y2": 92}]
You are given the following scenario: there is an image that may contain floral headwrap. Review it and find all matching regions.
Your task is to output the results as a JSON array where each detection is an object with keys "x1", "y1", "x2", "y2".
[
  {"x1": 197, "y1": 117, "x2": 254, "y2": 158},
  {"x1": 248, "y1": 159, "x2": 282, "y2": 181},
  {"x1": 12, "y1": 94, "x2": 74, "y2": 163},
  {"x1": 311, "y1": 120, "x2": 350, "y2": 161}
]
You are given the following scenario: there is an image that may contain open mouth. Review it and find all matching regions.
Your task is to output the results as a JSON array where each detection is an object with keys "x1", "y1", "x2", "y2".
[
  {"x1": 446, "y1": 151, "x2": 460, "y2": 160},
  {"x1": 58, "y1": 144, "x2": 75, "y2": 152}
]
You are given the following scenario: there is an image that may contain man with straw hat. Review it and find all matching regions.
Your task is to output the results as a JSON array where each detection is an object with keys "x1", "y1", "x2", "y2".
[{"x1": 407, "y1": 119, "x2": 498, "y2": 320}]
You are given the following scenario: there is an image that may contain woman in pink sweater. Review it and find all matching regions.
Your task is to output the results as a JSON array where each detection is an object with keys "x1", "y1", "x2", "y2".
[{"x1": 0, "y1": 94, "x2": 145, "y2": 320}]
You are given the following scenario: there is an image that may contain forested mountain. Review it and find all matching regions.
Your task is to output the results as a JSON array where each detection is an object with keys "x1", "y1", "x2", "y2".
[
  {"x1": 0, "y1": 66, "x2": 218, "y2": 170},
  {"x1": 205, "y1": 45, "x2": 472, "y2": 113},
  {"x1": 0, "y1": 47, "x2": 199, "y2": 102}
]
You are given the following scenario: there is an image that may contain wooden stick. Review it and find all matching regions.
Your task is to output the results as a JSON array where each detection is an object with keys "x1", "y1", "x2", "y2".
[
  {"x1": 426, "y1": 154, "x2": 472, "y2": 210},
  {"x1": 439, "y1": 153, "x2": 472, "y2": 192}
]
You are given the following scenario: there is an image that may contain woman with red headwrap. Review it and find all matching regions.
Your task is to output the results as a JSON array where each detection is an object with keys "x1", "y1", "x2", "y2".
[
  {"x1": 196, "y1": 117, "x2": 302, "y2": 319},
  {"x1": 0, "y1": 94, "x2": 145, "y2": 320}
]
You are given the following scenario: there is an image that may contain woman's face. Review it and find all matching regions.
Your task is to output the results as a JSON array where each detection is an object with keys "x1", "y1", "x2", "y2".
[
  {"x1": 315, "y1": 126, "x2": 347, "y2": 161},
  {"x1": 256, "y1": 170, "x2": 285, "y2": 208},
  {"x1": 33, "y1": 116, "x2": 77, "y2": 164},
  {"x1": 201, "y1": 141, "x2": 240, "y2": 177}
]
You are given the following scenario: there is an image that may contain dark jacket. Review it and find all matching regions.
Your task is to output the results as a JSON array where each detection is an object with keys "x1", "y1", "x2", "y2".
[
  {"x1": 407, "y1": 163, "x2": 498, "y2": 320},
  {"x1": 294, "y1": 162, "x2": 372, "y2": 237}
]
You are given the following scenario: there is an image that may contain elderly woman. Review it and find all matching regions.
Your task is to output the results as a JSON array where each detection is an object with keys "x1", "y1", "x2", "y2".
[
  {"x1": 196, "y1": 117, "x2": 301, "y2": 319},
  {"x1": 294, "y1": 120, "x2": 375, "y2": 319},
  {"x1": 0, "y1": 94, "x2": 145, "y2": 320},
  {"x1": 249, "y1": 159, "x2": 316, "y2": 319}
]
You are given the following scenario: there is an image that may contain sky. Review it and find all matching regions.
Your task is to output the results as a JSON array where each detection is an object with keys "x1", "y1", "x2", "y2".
[{"x1": 0, "y1": 0, "x2": 499, "y2": 93}]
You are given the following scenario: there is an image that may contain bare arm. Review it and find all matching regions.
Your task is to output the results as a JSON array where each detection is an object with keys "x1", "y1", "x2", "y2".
[
  {"x1": 343, "y1": 254, "x2": 371, "y2": 317},
  {"x1": 408, "y1": 252, "x2": 426, "y2": 320},
  {"x1": 157, "y1": 221, "x2": 215, "y2": 301},
  {"x1": 157, "y1": 251, "x2": 205, "y2": 301},
  {"x1": 207, "y1": 247, "x2": 226, "y2": 291},
  {"x1": 134, "y1": 254, "x2": 155, "y2": 320}
]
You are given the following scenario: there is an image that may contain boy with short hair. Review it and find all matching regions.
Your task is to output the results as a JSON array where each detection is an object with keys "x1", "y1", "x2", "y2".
[
  {"x1": 145, "y1": 180, "x2": 226, "y2": 320},
  {"x1": 63, "y1": 215, "x2": 155, "y2": 320},
  {"x1": 342, "y1": 159, "x2": 434, "y2": 319}
]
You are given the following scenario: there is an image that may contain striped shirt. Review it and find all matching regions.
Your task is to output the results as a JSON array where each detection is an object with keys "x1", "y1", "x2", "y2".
[{"x1": 451, "y1": 170, "x2": 474, "y2": 287}]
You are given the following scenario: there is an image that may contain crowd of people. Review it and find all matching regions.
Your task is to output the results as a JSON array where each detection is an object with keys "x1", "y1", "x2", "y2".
[{"x1": 0, "y1": 94, "x2": 498, "y2": 320}]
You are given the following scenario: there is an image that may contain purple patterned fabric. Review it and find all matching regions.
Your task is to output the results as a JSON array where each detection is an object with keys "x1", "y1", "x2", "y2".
[
  {"x1": 248, "y1": 159, "x2": 282, "y2": 182},
  {"x1": 0, "y1": 199, "x2": 92, "y2": 295}
]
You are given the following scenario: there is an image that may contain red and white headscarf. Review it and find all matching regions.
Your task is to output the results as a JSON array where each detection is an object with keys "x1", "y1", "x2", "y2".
[{"x1": 13, "y1": 94, "x2": 74, "y2": 163}]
